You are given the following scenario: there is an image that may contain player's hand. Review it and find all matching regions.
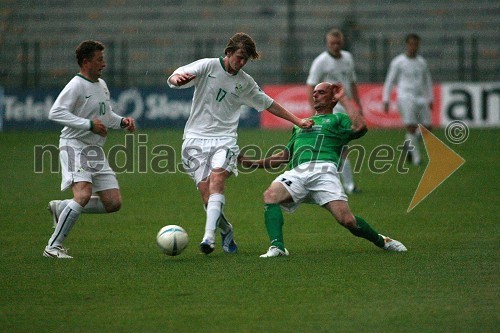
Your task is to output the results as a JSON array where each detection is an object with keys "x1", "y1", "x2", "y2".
[
  {"x1": 91, "y1": 118, "x2": 107, "y2": 137},
  {"x1": 332, "y1": 83, "x2": 346, "y2": 102},
  {"x1": 172, "y1": 73, "x2": 196, "y2": 86},
  {"x1": 383, "y1": 102, "x2": 390, "y2": 114},
  {"x1": 237, "y1": 154, "x2": 257, "y2": 168},
  {"x1": 121, "y1": 117, "x2": 136, "y2": 133},
  {"x1": 298, "y1": 118, "x2": 314, "y2": 129}
]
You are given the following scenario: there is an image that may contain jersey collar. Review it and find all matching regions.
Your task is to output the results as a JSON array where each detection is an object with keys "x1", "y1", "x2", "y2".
[
  {"x1": 327, "y1": 51, "x2": 342, "y2": 59},
  {"x1": 219, "y1": 57, "x2": 238, "y2": 75},
  {"x1": 76, "y1": 73, "x2": 98, "y2": 83}
]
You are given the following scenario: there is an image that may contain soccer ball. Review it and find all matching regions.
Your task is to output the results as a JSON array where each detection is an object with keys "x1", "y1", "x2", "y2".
[{"x1": 156, "y1": 225, "x2": 189, "y2": 256}]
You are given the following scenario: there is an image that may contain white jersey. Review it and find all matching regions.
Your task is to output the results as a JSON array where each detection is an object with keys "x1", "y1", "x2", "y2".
[
  {"x1": 383, "y1": 54, "x2": 433, "y2": 104},
  {"x1": 168, "y1": 57, "x2": 273, "y2": 139},
  {"x1": 49, "y1": 74, "x2": 123, "y2": 146},
  {"x1": 307, "y1": 50, "x2": 357, "y2": 112}
]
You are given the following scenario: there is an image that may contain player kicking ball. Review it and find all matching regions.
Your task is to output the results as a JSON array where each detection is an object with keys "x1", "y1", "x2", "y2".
[
  {"x1": 239, "y1": 82, "x2": 407, "y2": 257},
  {"x1": 167, "y1": 33, "x2": 313, "y2": 255}
]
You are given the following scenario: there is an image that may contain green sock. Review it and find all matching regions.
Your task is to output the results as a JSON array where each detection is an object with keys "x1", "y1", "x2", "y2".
[
  {"x1": 349, "y1": 216, "x2": 385, "y2": 248},
  {"x1": 264, "y1": 204, "x2": 285, "y2": 251}
]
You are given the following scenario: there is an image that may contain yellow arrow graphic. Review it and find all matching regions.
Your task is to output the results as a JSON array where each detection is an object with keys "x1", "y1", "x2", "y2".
[{"x1": 407, "y1": 125, "x2": 466, "y2": 212}]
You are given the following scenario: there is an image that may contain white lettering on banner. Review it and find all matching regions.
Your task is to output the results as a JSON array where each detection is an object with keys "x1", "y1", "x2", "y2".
[
  {"x1": 114, "y1": 89, "x2": 144, "y2": 120},
  {"x1": 4, "y1": 96, "x2": 54, "y2": 121},
  {"x1": 145, "y1": 94, "x2": 191, "y2": 120},
  {"x1": 441, "y1": 83, "x2": 500, "y2": 128},
  {"x1": 3, "y1": 88, "x2": 289, "y2": 125}
]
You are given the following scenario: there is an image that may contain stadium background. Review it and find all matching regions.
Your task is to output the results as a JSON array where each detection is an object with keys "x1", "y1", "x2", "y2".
[
  {"x1": 0, "y1": 0, "x2": 498, "y2": 131},
  {"x1": 0, "y1": 2, "x2": 499, "y2": 332}
]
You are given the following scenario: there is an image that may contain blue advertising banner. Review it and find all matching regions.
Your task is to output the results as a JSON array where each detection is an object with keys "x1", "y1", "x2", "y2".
[{"x1": 2, "y1": 86, "x2": 260, "y2": 131}]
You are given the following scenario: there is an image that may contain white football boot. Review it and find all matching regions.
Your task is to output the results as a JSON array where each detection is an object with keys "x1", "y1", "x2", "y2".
[
  {"x1": 380, "y1": 234, "x2": 407, "y2": 252},
  {"x1": 260, "y1": 246, "x2": 289, "y2": 258},
  {"x1": 43, "y1": 245, "x2": 73, "y2": 259}
]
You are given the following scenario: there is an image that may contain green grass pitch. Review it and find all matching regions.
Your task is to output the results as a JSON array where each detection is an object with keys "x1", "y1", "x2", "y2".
[{"x1": 0, "y1": 128, "x2": 498, "y2": 332}]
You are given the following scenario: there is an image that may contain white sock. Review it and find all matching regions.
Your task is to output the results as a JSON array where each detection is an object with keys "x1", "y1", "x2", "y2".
[
  {"x1": 203, "y1": 204, "x2": 231, "y2": 234},
  {"x1": 406, "y1": 132, "x2": 421, "y2": 165},
  {"x1": 415, "y1": 127, "x2": 422, "y2": 140},
  {"x1": 48, "y1": 200, "x2": 83, "y2": 248},
  {"x1": 58, "y1": 196, "x2": 106, "y2": 215},
  {"x1": 340, "y1": 157, "x2": 355, "y2": 192},
  {"x1": 56, "y1": 199, "x2": 71, "y2": 216},
  {"x1": 203, "y1": 193, "x2": 225, "y2": 243}
]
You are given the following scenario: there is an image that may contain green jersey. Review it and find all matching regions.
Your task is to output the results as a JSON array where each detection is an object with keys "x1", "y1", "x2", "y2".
[{"x1": 285, "y1": 113, "x2": 367, "y2": 169}]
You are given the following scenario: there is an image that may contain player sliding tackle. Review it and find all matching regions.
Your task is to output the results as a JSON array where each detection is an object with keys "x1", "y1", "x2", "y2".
[{"x1": 239, "y1": 82, "x2": 407, "y2": 257}]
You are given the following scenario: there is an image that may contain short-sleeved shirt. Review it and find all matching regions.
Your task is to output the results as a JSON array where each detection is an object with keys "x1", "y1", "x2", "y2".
[
  {"x1": 285, "y1": 112, "x2": 367, "y2": 169},
  {"x1": 306, "y1": 50, "x2": 357, "y2": 113},
  {"x1": 168, "y1": 57, "x2": 274, "y2": 139}
]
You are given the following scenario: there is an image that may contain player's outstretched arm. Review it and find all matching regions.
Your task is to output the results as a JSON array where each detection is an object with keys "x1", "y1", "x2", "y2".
[
  {"x1": 238, "y1": 150, "x2": 290, "y2": 169},
  {"x1": 266, "y1": 101, "x2": 314, "y2": 129}
]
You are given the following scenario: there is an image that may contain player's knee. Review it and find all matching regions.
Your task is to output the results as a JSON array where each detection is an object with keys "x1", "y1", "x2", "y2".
[
  {"x1": 73, "y1": 193, "x2": 92, "y2": 207},
  {"x1": 105, "y1": 199, "x2": 121, "y2": 213},
  {"x1": 263, "y1": 188, "x2": 278, "y2": 204},
  {"x1": 338, "y1": 214, "x2": 357, "y2": 229}
]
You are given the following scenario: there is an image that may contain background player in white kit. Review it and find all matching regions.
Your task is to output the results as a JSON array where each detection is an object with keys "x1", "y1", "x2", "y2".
[
  {"x1": 44, "y1": 40, "x2": 136, "y2": 259},
  {"x1": 306, "y1": 28, "x2": 363, "y2": 194},
  {"x1": 383, "y1": 33, "x2": 434, "y2": 166},
  {"x1": 168, "y1": 32, "x2": 314, "y2": 255}
]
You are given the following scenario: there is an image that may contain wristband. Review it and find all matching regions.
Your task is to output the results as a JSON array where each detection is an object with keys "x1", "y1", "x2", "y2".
[
  {"x1": 120, "y1": 118, "x2": 127, "y2": 128},
  {"x1": 89, "y1": 120, "x2": 94, "y2": 131}
]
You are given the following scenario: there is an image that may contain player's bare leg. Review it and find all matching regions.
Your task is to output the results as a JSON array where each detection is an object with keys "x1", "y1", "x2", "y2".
[
  {"x1": 47, "y1": 188, "x2": 121, "y2": 228},
  {"x1": 323, "y1": 200, "x2": 406, "y2": 251},
  {"x1": 96, "y1": 188, "x2": 122, "y2": 213},
  {"x1": 324, "y1": 200, "x2": 384, "y2": 247}
]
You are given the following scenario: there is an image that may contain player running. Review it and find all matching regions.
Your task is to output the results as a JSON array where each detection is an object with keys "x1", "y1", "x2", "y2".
[
  {"x1": 44, "y1": 40, "x2": 136, "y2": 259},
  {"x1": 383, "y1": 33, "x2": 434, "y2": 166}
]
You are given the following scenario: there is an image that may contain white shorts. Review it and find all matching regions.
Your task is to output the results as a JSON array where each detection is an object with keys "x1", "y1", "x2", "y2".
[
  {"x1": 181, "y1": 137, "x2": 239, "y2": 185},
  {"x1": 273, "y1": 162, "x2": 347, "y2": 213},
  {"x1": 398, "y1": 98, "x2": 431, "y2": 126},
  {"x1": 59, "y1": 139, "x2": 119, "y2": 192}
]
